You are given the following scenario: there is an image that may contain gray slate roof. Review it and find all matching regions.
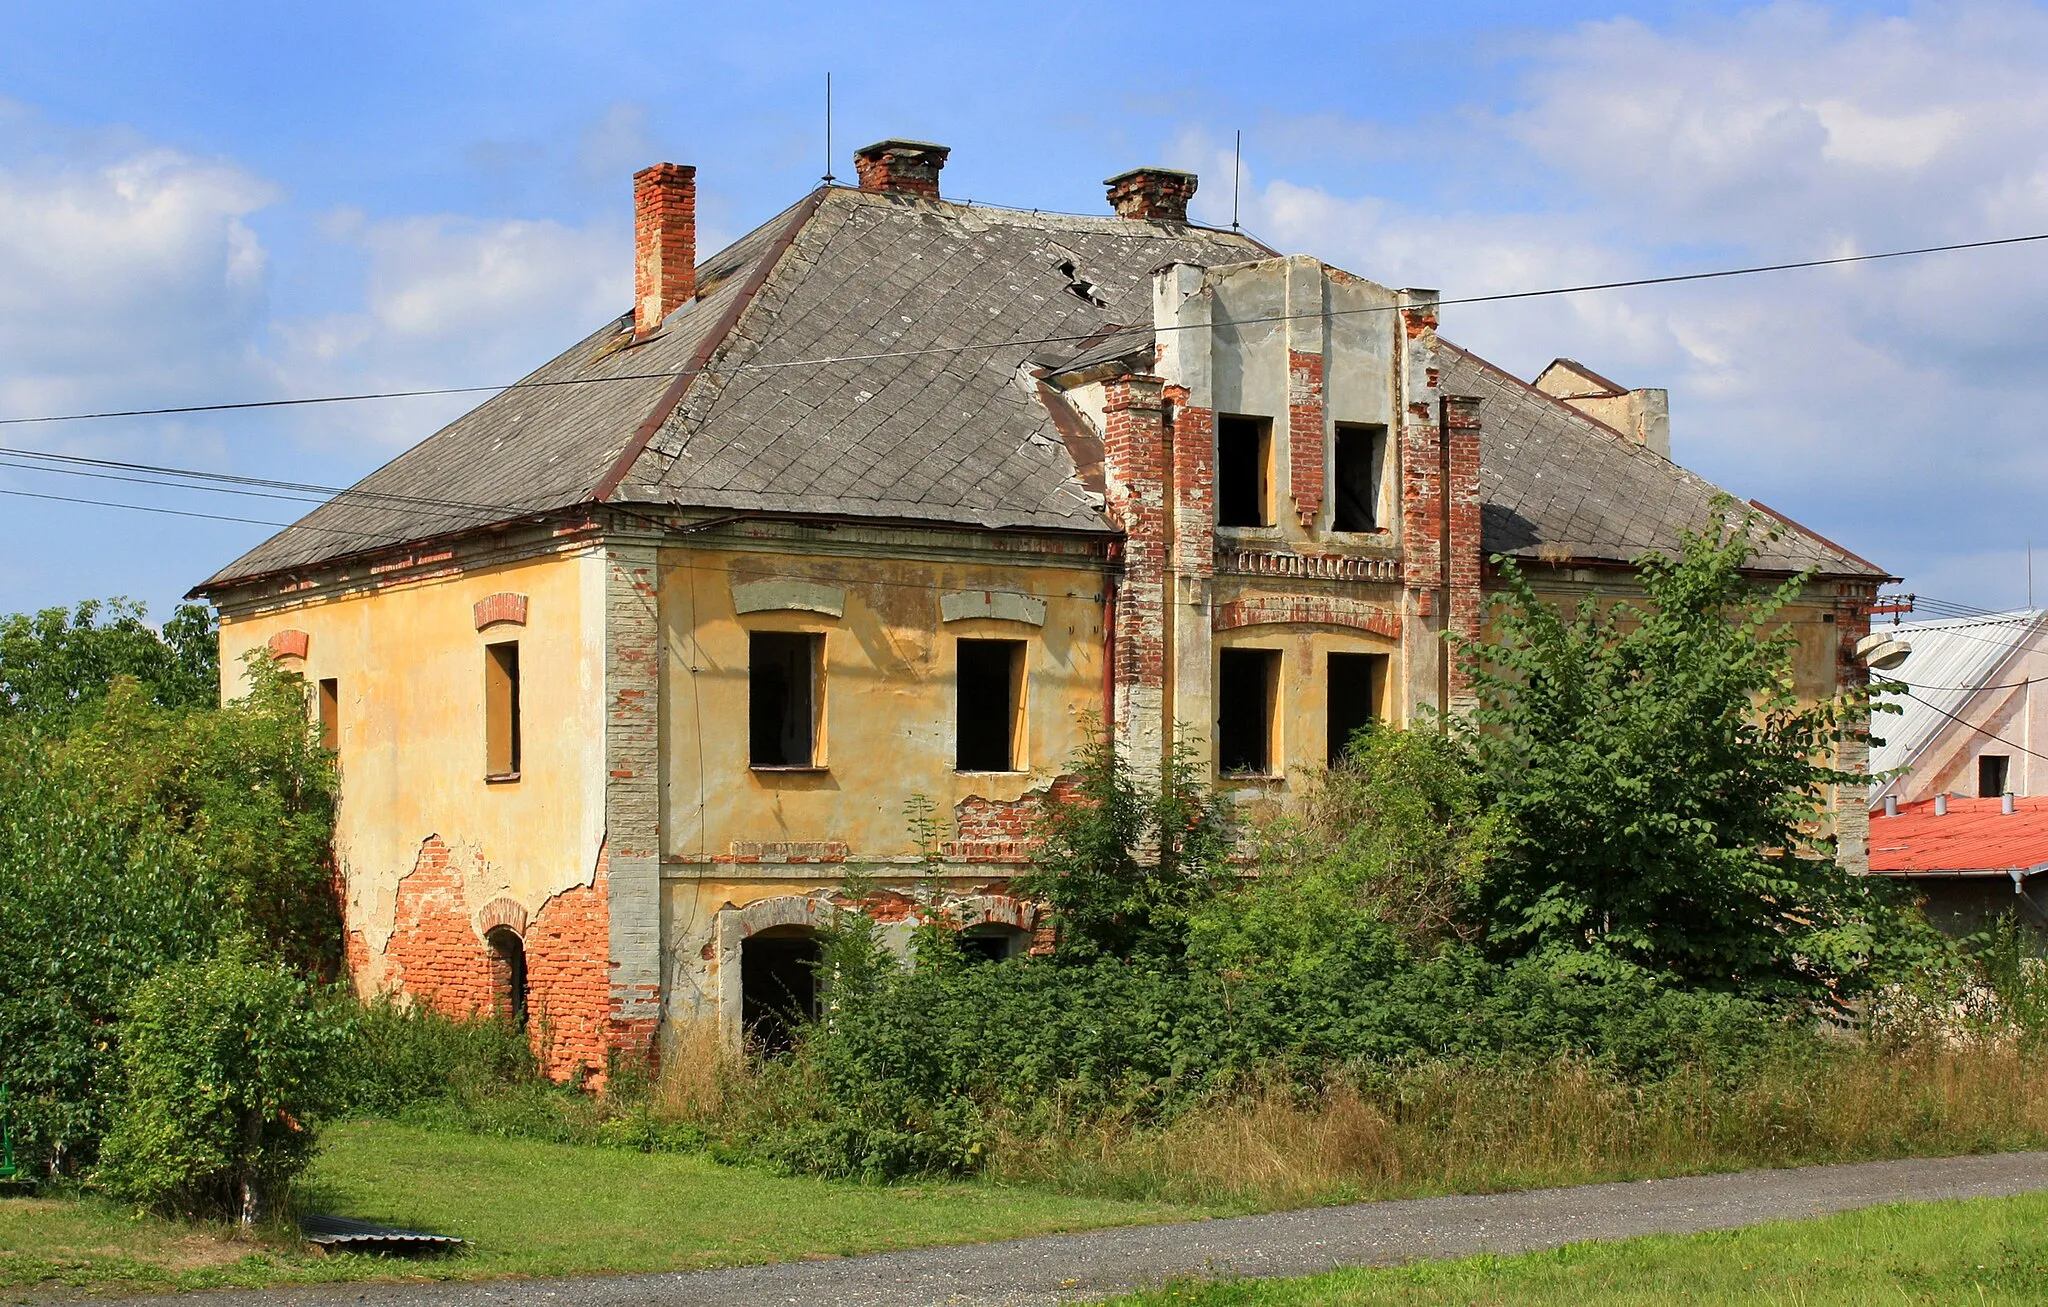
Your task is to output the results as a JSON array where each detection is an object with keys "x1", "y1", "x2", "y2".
[
  {"x1": 1441, "y1": 344, "x2": 1884, "y2": 578},
  {"x1": 200, "y1": 188, "x2": 1883, "y2": 589}
]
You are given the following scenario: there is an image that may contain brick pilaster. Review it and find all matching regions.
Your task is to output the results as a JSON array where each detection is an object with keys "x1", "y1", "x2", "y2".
[
  {"x1": 604, "y1": 542, "x2": 662, "y2": 1059},
  {"x1": 1286, "y1": 351, "x2": 1326, "y2": 528},
  {"x1": 1102, "y1": 375, "x2": 1168, "y2": 779}
]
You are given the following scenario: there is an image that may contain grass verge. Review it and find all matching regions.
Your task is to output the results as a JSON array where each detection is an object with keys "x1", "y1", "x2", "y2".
[
  {"x1": 0, "y1": 1120, "x2": 1204, "y2": 1299},
  {"x1": 1108, "y1": 1191, "x2": 2048, "y2": 1305}
]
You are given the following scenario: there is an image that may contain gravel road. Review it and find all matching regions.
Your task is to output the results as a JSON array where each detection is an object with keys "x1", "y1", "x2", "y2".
[{"x1": 111, "y1": 1151, "x2": 2048, "y2": 1307}]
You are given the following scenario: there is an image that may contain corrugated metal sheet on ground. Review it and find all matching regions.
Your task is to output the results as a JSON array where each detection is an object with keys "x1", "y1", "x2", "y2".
[
  {"x1": 300, "y1": 1214, "x2": 463, "y2": 1251},
  {"x1": 1868, "y1": 796, "x2": 2048, "y2": 873}
]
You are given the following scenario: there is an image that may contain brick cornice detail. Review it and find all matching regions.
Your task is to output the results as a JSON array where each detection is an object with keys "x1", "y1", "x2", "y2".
[
  {"x1": 473, "y1": 592, "x2": 529, "y2": 630},
  {"x1": 266, "y1": 629, "x2": 309, "y2": 660},
  {"x1": 1215, "y1": 596, "x2": 1401, "y2": 639}
]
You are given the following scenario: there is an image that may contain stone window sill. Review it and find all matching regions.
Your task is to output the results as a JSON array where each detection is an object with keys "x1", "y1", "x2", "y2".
[
  {"x1": 751, "y1": 764, "x2": 830, "y2": 774},
  {"x1": 485, "y1": 771, "x2": 521, "y2": 785}
]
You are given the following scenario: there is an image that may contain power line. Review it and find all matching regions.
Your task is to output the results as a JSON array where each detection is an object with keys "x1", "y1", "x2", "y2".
[
  {"x1": 1899, "y1": 688, "x2": 2048, "y2": 767},
  {"x1": 0, "y1": 487, "x2": 385, "y2": 539},
  {"x1": 6, "y1": 227, "x2": 2048, "y2": 430}
]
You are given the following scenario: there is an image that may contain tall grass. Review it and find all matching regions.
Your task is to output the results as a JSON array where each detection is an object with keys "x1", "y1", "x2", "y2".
[{"x1": 984, "y1": 1043, "x2": 2048, "y2": 1207}]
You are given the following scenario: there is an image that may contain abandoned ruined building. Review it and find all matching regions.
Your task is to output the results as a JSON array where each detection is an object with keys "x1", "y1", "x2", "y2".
[{"x1": 193, "y1": 140, "x2": 1889, "y2": 1079}]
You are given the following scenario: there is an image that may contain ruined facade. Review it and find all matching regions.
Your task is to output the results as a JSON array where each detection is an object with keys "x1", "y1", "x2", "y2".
[{"x1": 196, "y1": 141, "x2": 1888, "y2": 1080}]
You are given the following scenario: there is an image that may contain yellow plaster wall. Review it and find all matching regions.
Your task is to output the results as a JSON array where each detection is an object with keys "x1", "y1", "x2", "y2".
[
  {"x1": 217, "y1": 549, "x2": 607, "y2": 987},
  {"x1": 1212, "y1": 622, "x2": 1401, "y2": 817},
  {"x1": 659, "y1": 545, "x2": 1108, "y2": 861}
]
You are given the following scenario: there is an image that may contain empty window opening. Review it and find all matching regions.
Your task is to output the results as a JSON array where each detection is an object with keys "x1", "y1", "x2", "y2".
[
  {"x1": 961, "y1": 923, "x2": 1031, "y2": 963},
  {"x1": 741, "y1": 927, "x2": 820, "y2": 1056},
  {"x1": 1218, "y1": 647, "x2": 1281, "y2": 776},
  {"x1": 317, "y1": 677, "x2": 339, "y2": 753},
  {"x1": 1216, "y1": 416, "x2": 1273, "y2": 528},
  {"x1": 1327, "y1": 652, "x2": 1387, "y2": 767},
  {"x1": 485, "y1": 927, "x2": 528, "y2": 1028},
  {"x1": 484, "y1": 642, "x2": 521, "y2": 779},
  {"x1": 1980, "y1": 754, "x2": 2012, "y2": 798},
  {"x1": 750, "y1": 632, "x2": 821, "y2": 768},
  {"x1": 1332, "y1": 425, "x2": 1385, "y2": 532},
  {"x1": 957, "y1": 638, "x2": 1026, "y2": 771}
]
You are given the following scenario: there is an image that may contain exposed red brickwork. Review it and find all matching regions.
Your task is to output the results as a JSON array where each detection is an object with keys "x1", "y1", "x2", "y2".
[
  {"x1": 1105, "y1": 168, "x2": 1197, "y2": 221},
  {"x1": 633, "y1": 163, "x2": 696, "y2": 336},
  {"x1": 1102, "y1": 377, "x2": 1168, "y2": 724},
  {"x1": 1215, "y1": 596, "x2": 1400, "y2": 639},
  {"x1": 1286, "y1": 351, "x2": 1325, "y2": 527},
  {"x1": 1167, "y1": 393, "x2": 1216, "y2": 579},
  {"x1": 376, "y1": 837, "x2": 635, "y2": 1086},
  {"x1": 853, "y1": 140, "x2": 948, "y2": 198},
  {"x1": 1441, "y1": 395, "x2": 1485, "y2": 690},
  {"x1": 471, "y1": 592, "x2": 529, "y2": 630},
  {"x1": 266, "y1": 629, "x2": 309, "y2": 660},
  {"x1": 953, "y1": 775, "x2": 1084, "y2": 847},
  {"x1": 721, "y1": 841, "x2": 849, "y2": 863}
]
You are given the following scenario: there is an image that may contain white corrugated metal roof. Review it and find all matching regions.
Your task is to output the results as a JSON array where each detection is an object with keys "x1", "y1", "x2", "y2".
[{"x1": 1871, "y1": 609, "x2": 2048, "y2": 788}]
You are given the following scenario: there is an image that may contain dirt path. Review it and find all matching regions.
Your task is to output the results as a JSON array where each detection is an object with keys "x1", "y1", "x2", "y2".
[{"x1": 116, "y1": 1152, "x2": 2048, "y2": 1306}]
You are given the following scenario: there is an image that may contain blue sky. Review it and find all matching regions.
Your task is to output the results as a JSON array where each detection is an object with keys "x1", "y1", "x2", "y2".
[{"x1": 1, "y1": 0, "x2": 2036, "y2": 619}]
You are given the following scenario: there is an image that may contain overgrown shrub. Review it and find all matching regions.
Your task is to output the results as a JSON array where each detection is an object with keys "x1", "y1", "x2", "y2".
[
  {"x1": 97, "y1": 955, "x2": 346, "y2": 1222},
  {"x1": 330, "y1": 996, "x2": 539, "y2": 1117}
]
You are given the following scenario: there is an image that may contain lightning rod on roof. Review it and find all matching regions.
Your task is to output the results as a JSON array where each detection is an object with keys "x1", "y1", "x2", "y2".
[
  {"x1": 822, "y1": 73, "x2": 836, "y2": 184},
  {"x1": 1232, "y1": 129, "x2": 1242, "y2": 230}
]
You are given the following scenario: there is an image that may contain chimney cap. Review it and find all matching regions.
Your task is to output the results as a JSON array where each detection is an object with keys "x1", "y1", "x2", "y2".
[
  {"x1": 1104, "y1": 167, "x2": 1199, "y2": 222},
  {"x1": 852, "y1": 140, "x2": 950, "y2": 198}
]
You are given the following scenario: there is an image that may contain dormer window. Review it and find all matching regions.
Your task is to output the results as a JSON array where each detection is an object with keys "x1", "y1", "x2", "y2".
[
  {"x1": 1332, "y1": 424, "x2": 1385, "y2": 532},
  {"x1": 1216, "y1": 415, "x2": 1273, "y2": 528}
]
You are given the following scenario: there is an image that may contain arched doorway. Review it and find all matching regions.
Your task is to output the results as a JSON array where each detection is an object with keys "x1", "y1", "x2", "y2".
[
  {"x1": 740, "y1": 926, "x2": 820, "y2": 1056},
  {"x1": 485, "y1": 926, "x2": 528, "y2": 1028}
]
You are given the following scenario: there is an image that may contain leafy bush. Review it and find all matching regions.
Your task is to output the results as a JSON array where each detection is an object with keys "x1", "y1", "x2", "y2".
[
  {"x1": 1461, "y1": 509, "x2": 1905, "y2": 997},
  {"x1": 97, "y1": 955, "x2": 346, "y2": 1222},
  {"x1": 330, "y1": 996, "x2": 539, "y2": 1117},
  {"x1": 0, "y1": 730, "x2": 229, "y2": 1172}
]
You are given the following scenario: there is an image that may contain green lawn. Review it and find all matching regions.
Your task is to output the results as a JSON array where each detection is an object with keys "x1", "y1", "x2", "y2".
[
  {"x1": 0, "y1": 1120, "x2": 1206, "y2": 1298},
  {"x1": 1109, "y1": 1192, "x2": 2048, "y2": 1306}
]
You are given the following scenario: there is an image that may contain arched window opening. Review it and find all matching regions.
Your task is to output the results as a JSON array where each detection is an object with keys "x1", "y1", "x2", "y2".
[
  {"x1": 485, "y1": 926, "x2": 528, "y2": 1028},
  {"x1": 961, "y1": 923, "x2": 1031, "y2": 964},
  {"x1": 740, "y1": 926, "x2": 820, "y2": 1056}
]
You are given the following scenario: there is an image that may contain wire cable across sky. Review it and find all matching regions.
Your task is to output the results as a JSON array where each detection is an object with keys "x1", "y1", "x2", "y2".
[{"x1": 3, "y1": 226, "x2": 2047, "y2": 430}]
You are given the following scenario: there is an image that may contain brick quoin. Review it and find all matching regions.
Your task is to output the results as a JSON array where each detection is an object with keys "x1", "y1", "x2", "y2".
[
  {"x1": 1287, "y1": 351, "x2": 1325, "y2": 527},
  {"x1": 1166, "y1": 391, "x2": 1215, "y2": 579},
  {"x1": 1102, "y1": 376, "x2": 1169, "y2": 732},
  {"x1": 1441, "y1": 394, "x2": 1485, "y2": 691}
]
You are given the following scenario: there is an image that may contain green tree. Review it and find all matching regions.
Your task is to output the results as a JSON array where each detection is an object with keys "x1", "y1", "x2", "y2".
[
  {"x1": 1460, "y1": 508, "x2": 1885, "y2": 997},
  {"x1": 0, "y1": 598, "x2": 218, "y2": 721},
  {"x1": 98, "y1": 954, "x2": 346, "y2": 1223},
  {"x1": 1014, "y1": 727, "x2": 1234, "y2": 962},
  {"x1": 1193, "y1": 725, "x2": 1498, "y2": 980}
]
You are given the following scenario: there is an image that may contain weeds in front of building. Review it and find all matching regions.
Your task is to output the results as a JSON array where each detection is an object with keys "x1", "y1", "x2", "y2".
[{"x1": 3, "y1": 519, "x2": 2046, "y2": 1225}]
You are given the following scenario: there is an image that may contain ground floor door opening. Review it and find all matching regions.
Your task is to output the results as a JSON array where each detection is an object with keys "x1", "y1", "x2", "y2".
[{"x1": 740, "y1": 926, "x2": 821, "y2": 1056}]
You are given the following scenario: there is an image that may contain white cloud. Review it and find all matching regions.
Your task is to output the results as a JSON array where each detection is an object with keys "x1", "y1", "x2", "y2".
[{"x1": 1202, "y1": 1, "x2": 2048, "y2": 607}]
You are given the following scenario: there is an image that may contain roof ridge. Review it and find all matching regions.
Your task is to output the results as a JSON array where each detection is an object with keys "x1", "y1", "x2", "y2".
[{"x1": 590, "y1": 187, "x2": 830, "y2": 503}]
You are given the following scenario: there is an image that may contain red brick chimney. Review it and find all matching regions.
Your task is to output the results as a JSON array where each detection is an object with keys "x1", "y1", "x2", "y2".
[
  {"x1": 633, "y1": 163, "x2": 696, "y2": 336},
  {"x1": 1105, "y1": 168, "x2": 1198, "y2": 222},
  {"x1": 853, "y1": 140, "x2": 949, "y2": 199}
]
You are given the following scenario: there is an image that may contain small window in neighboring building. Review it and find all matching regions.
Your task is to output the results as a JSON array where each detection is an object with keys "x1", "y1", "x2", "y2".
[
  {"x1": 317, "y1": 677, "x2": 339, "y2": 753},
  {"x1": 751, "y1": 632, "x2": 821, "y2": 768},
  {"x1": 957, "y1": 638, "x2": 1027, "y2": 772},
  {"x1": 1332, "y1": 425, "x2": 1385, "y2": 532},
  {"x1": 1980, "y1": 754, "x2": 2011, "y2": 798},
  {"x1": 1216, "y1": 415, "x2": 1273, "y2": 528},
  {"x1": 1218, "y1": 647, "x2": 1281, "y2": 776},
  {"x1": 1327, "y1": 652, "x2": 1386, "y2": 767},
  {"x1": 484, "y1": 642, "x2": 521, "y2": 779}
]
